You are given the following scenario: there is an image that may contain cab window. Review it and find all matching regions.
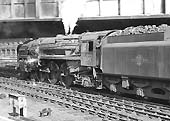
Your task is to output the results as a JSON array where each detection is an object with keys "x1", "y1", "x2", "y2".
[{"x1": 89, "y1": 41, "x2": 93, "y2": 51}]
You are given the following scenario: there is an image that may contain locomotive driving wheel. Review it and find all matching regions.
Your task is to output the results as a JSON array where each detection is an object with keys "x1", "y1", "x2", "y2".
[
  {"x1": 30, "y1": 70, "x2": 40, "y2": 82},
  {"x1": 63, "y1": 75, "x2": 74, "y2": 87},
  {"x1": 60, "y1": 63, "x2": 74, "y2": 87},
  {"x1": 39, "y1": 71, "x2": 47, "y2": 83},
  {"x1": 47, "y1": 61, "x2": 61, "y2": 85}
]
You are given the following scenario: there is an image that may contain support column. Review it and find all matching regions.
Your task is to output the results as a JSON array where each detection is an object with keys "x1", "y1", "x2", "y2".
[
  {"x1": 161, "y1": 0, "x2": 165, "y2": 13},
  {"x1": 142, "y1": 0, "x2": 145, "y2": 14},
  {"x1": 99, "y1": 0, "x2": 102, "y2": 16},
  {"x1": 36, "y1": 0, "x2": 40, "y2": 18},
  {"x1": 11, "y1": 0, "x2": 15, "y2": 18},
  {"x1": 118, "y1": 0, "x2": 120, "y2": 15}
]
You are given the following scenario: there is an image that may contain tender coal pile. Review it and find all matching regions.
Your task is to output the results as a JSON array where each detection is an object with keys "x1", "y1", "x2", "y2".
[{"x1": 110, "y1": 24, "x2": 169, "y2": 36}]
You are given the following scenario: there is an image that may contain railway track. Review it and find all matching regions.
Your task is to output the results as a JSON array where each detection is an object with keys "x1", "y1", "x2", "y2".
[{"x1": 0, "y1": 77, "x2": 170, "y2": 121}]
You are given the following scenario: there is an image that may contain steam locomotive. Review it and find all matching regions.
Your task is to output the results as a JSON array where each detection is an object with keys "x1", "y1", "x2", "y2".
[{"x1": 17, "y1": 24, "x2": 170, "y2": 101}]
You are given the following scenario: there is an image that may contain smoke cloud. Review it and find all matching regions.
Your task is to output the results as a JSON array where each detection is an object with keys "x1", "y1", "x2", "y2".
[{"x1": 61, "y1": 0, "x2": 87, "y2": 34}]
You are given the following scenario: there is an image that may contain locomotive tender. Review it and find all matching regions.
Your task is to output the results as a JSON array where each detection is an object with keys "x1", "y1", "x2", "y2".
[
  {"x1": 101, "y1": 26, "x2": 170, "y2": 100},
  {"x1": 17, "y1": 25, "x2": 170, "y2": 101}
]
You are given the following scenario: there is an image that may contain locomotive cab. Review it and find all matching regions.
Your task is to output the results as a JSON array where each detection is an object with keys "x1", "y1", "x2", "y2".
[
  {"x1": 80, "y1": 31, "x2": 113, "y2": 67},
  {"x1": 81, "y1": 37, "x2": 97, "y2": 67},
  {"x1": 80, "y1": 31, "x2": 113, "y2": 88}
]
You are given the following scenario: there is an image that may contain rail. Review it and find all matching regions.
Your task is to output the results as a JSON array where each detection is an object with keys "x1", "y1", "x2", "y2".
[{"x1": 0, "y1": 78, "x2": 170, "y2": 121}]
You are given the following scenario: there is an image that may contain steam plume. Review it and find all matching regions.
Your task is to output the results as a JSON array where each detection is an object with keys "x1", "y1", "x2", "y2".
[{"x1": 61, "y1": 0, "x2": 87, "y2": 34}]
